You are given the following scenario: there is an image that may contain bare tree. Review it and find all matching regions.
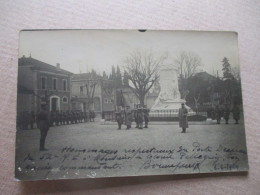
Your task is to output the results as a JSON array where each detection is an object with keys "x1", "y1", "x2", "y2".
[
  {"x1": 124, "y1": 51, "x2": 167, "y2": 106},
  {"x1": 84, "y1": 71, "x2": 98, "y2": 110},
  {"x1": 174, "y1": 51, "x2": 202, "y2": 99},
  {"x1": 174, "y1": 51, "x2": 202, "y2": 79},
  {"x1": 231, "y1": 66, "x2": 241, "y2": 81}
]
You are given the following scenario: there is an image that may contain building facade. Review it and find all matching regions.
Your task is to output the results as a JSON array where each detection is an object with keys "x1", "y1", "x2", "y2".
[
  {"x1": 71, "y1": 73, "x2": 116, "y2": 117},
  {"x1": 17, "y1": 56, "x2": 73, "y2": 114}
]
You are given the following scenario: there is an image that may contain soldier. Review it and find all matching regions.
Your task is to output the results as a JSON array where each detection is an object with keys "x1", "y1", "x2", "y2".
[
  {"x1": 137, "y1": 107, "x2": 144, "y2": 129},
  {"x1": 232, "y1": 104, "x2": 240, "y2": 124},
  {"x1": 125, "y1": 106, "x2": 132, "y2": 130},
  {"x1": 66, "y1": 111, "x2": 70, "y2": 124},
  {"x1": 91, "y1": 111, "x2": 96, "y2": 122},
  {"x1": 55, "y1": 111, "x2": 59, "y2": 126},
  {"x1": 89, "y1": 110, "x2": 92, "y2": 122},
  {"x1": 223, "y1": 104, "x2": 230, "y2": 124},
  {"x1": 143, "y1": 106, "x2": 150, "y2": 128},
  {"x1": 85, "y1": 111, "x2": 89, "y2": 122},
  {"x1": 115, "y1": 108, "x2": 124, "y2": 130},
  {"x1": 70, "y1": 111, "x2": 75, "y2": 124},
  {"x1": 24, "y1": 111, "x2": 30, "y2": 130},
  {"x1": 50, "y1": 110, "x2": 55, "y2": 126},
  {"x1": 30, "y1": 111, "x2": 35, "y2": 129},
  {"x1": 178, "y1": 103, "x2": 188, "y2": 133},
  {"x1": 215, "y1": 105, "x2": 222, "y2": 124},
  {"x1": 37, "y1": 105, "x2": 50, "y2": 151},
  {"x1": 133, "y1": 105, "x2": 138, "y2": 128}
]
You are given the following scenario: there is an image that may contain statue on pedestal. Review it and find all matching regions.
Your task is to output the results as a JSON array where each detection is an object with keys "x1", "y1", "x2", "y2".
[{"x1": 151, "y1": 65, "x2": 189, "y2": 111}]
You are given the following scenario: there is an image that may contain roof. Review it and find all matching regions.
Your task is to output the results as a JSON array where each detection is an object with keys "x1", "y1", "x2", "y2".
[
  {"x1": 193, "y1": 72, "x2": 217, "y2": 82},
  {"x1": 18, "y1": 57, "x2": 73, "y2": 75},
  {"x1": 72, "y1": 73, "x2": 102, "y2": 81}
]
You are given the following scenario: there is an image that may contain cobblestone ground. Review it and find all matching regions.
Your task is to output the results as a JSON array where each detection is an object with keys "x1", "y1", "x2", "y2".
[{"x1": 15, "y1": 118, "x2": 248, "y2": 180}]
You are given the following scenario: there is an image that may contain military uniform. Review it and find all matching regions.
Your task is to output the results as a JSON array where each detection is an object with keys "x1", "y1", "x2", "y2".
[
  {"x1": 143, "y1": 108, "x2": 149, "y2": 128},
  {"x1": 215, "y1": 105, "x2": 222, "y2": 124},
  {"x1": 125, "y1": 106, "x2": 132, "y2": 129},
  {"x1": 115, "y1": 111, "x2": 124, "y2": 130},
  {"x1": 137, "y1": 108, "x2": 144, "y2": 129},
  {"x1": 223, "y1": 106, "x2": 230, "y2": 124},
  {"x1": 232, "y1": 105, "x2": 240, "y2": 124},
  {"x1": 178, "y1": 104, "x2": 188, "y2": 133},
  {"x1": 37, "y1": 109, "x2": 50, "y2": 151},
  {"x1": 30, "y1": 111, "x2": 35, "y2": 129}
]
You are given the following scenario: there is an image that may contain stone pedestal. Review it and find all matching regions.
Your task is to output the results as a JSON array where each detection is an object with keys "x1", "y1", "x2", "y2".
[{"x1": 150, "y1": 65, "x2": 193, "y2": 116}]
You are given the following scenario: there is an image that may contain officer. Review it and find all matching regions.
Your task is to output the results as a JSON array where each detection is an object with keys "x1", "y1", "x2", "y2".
[
  {"x1": 143, "y1": 105, "x2": 149, "y2": 128},
  {"x1": 125, "y1": 106, "x2": 132, "y2": 129},
  {"x1": 115, "y1": 107, "x2": 124, "y2": 130},
  {"x1": 137, "y1": 107, "x2": 144, "y2": 129},
  {"x1": 232, "y1": 104, "x2": 240, "y2": 124},
  {"x1": 223, "y1": 104, "x2": 230, "y2": 124},
  {"x1": 37, "y1": 105, "x2": 50, "y2": 151},
  {"x1": 178, "y1": 103, "x2": 188, "y2": 133}
]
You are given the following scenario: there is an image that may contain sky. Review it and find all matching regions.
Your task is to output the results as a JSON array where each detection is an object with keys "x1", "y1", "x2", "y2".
[{"x1": 19, "y1": 30, "x2": 240, "y2": 76}]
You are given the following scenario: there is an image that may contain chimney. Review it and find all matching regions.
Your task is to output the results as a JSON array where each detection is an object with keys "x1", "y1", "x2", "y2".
[{"x1": 56, "y1": 63, "x2": 60, "y2": 69}]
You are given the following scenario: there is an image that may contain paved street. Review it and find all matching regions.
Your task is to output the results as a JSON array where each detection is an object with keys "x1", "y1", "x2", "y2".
[{"x1": 15, "y1": 119, "x2": 248, "y2": 180}]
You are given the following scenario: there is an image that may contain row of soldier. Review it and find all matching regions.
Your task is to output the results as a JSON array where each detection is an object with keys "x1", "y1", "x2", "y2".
[
  {"x1": 207, "y1": 104, "x2": 240, "y2": 124},
  {"x1": 17, "y1": 110, "x2": 96, "y2": 130},
  {"x1": 115, "y1": 105, "x2": 150, "y2": 130},
  {"x1": 50, "y1": 110, "x2": 96, "y2": 126}
]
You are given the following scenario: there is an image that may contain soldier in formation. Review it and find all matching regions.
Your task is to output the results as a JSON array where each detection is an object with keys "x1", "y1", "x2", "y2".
[
  {"x1": 115, "y1": 107, "x2": 124, "y2": 130},
  {"x1": 223, "y1": 104, "x2": 230, "y2": 124},
  {"x1": 125, "y1": 105, "x2": 132, "y2": 130},
  {"x1": 143, "y1": 105, "x2": 150, "y2": 128},
  {"x1": 17, "y1": 111, "x2": 36, "y2": 130},
  {"x1": 232, "y1": 104, "x2": 240, "y2": 124},
  {"x1": 48, "y1": 110, "x2": 94, "y2": 126},
  {"x1": 210, "y1": 103, "x2": 241, "y2": 124},
  {"x1": 137, "y1": 107, "x2": 144, "y2": 129}
]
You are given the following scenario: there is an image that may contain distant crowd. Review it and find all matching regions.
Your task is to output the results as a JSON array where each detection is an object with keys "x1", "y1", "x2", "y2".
[{"x1": 207, "y1": 104, "x2": 240, "y2": 124}]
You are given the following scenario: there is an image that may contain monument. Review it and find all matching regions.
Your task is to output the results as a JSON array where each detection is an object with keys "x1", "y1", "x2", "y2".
[{"x1": 150, "y1": 65, "x2": 192, "y2": 114}]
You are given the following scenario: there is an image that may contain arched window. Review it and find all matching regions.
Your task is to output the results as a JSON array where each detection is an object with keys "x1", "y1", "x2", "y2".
[{"x1": 62, "y1": 96, "x2": 68, "y2": 103}]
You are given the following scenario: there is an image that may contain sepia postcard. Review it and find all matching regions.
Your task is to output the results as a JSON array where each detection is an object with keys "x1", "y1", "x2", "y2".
[{"x1": 15, "y1": 30, "x2": 248, "y2": 181}]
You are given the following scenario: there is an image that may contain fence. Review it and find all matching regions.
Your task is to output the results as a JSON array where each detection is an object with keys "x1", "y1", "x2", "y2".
[
  {"x1": 149, "y1": 109, "x2": 207, "y2": 121},
  {"x1": 102, "y1": 109, "x2": 207, "y2": 122}
]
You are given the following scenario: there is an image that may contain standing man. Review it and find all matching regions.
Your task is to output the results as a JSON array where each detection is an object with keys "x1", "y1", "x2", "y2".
[
  {"x1": 37, "y1": 105, "x2": 50, "y2": 151},
  {"x1": 115, "y1": 107, "x2": 124, "y2": 130},
  {"x1": 133, "y1": 105, "x2": 139, "y2": 128},
  {"x1": 30, "y1": 111, "x2": 35, "y2": 129},
  {"x1": 89, "y1": 110, "x2": 92, "y2": 122},
  {"x1": 215, "y1": 104, "x2": 221, "y2": 124},
  {"x1": 178, "y1": 103, "x2": 188, "y2": 133},
  {"x1": 143, "y1": 105, "x2": 149, "y2": 128},
  {"x1": 223, "y1": 104, "x2": 230, "y2": 124},
  {"x1": 125, "y1": 106, "x2": 132, "y2": 130},
  {"x1": 232, "y1": 104, "x2": 240, "y2": 124},
  {"x1": 137, "y1": 107, "x2": 144, "y2": 129}
]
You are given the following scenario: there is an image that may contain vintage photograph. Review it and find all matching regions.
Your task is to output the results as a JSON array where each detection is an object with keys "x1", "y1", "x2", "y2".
[{"x1": 15, "y1": 30, "x2": 248, "y2": 181}]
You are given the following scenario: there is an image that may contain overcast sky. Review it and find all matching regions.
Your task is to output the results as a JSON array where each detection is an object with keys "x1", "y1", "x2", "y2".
[{"x1": 19, "y1": 30, "x2": 240, "y2": 76}]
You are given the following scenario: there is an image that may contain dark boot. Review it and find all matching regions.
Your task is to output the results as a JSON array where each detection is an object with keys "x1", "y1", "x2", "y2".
[{"x1": 40, "y1": 138, "x2": 47, "y2": 151}]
